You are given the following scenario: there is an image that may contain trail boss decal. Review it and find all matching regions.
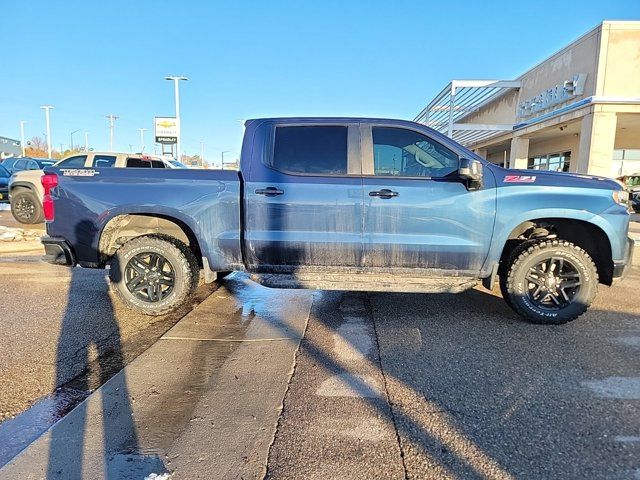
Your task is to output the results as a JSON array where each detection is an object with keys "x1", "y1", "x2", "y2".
[
  {"x1": 504, "y1": 175, "x2": 536, "y2": 183},
  {"x1": 60, "y1": 169, "x2": 100, "y2": 177}
]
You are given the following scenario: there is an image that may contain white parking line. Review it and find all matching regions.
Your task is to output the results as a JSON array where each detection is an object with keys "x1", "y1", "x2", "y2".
[{"x1": 581, "y1": 377, "x2": 640, "y2": 399}]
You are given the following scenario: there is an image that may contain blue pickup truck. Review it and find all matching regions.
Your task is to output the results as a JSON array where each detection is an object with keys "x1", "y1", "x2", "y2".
[{"x1": 40, "y1": 118, "x2": 633, "y2": 324}]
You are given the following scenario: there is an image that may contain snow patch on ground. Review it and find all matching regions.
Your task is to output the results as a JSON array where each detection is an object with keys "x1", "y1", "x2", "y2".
[
  {"x1": 144, "y1": 474, "x2": 172, "y2": 480},
  {"x1": 0, "y1": 225, "x2": 42, "y2": 242},
  {"x1": 0, "y1": 204, "x2": 10, "y2": 211}
]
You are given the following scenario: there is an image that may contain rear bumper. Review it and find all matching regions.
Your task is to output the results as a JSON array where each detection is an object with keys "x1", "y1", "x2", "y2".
[
  {"x1": 612, "y1": 236, "x2": 634, "y2": 280},
  {"x1": 41, "y1": 236, "x2": 76, "y2": 266}
]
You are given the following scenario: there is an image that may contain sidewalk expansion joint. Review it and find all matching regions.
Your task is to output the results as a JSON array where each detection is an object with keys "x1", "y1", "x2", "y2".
[{"x1": 161, "y1": 336, "x2": 297, "y2": 342}]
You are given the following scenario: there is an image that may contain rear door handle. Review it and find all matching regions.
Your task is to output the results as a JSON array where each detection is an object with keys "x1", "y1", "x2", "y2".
[
  {"x1": 255, "y1": 187, "x2": 284, "y2": 196},
  {"x1": 369, "y1": 189, "x2": 399, "y2": 199}
]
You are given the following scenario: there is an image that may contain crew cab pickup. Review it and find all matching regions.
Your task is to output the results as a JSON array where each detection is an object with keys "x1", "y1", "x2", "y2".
[{"x1": 40, "y1": 118, "x2": 633, "y2": 324}]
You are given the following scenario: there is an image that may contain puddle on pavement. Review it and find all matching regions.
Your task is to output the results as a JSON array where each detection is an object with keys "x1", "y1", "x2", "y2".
[{"x1": 0, "y1": 387, "x2": 89, "y2": 468}]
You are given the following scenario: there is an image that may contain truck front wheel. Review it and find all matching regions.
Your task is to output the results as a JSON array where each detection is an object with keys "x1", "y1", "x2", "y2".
[
  {"x1": 503, "y1": 240, "x2": 598, "y2": 325},
  {"x1": 110, "y1": 235, "x2": 200, "y2": 316}
]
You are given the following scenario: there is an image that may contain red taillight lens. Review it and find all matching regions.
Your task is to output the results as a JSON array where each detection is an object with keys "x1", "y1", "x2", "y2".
[{"x1": 41, "y1": 173, "x2": 58, "y2": 222}]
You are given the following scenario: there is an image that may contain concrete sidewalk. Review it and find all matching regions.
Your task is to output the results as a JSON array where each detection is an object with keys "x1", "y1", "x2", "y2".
[{"x1": 0, "y1": 274, "x2": 313, "y2": 480}]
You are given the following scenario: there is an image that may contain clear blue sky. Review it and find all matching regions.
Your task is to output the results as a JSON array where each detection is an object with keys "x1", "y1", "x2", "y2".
[{"x1": 2, "y1": 0, "x2": 638, "y2": 166}]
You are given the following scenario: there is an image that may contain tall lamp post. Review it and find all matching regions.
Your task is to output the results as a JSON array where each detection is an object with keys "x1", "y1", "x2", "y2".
[
  {"x1": 84, "y1": 132, "x2": 90, "y2": 152},
  {"x1": 165, "y1": 75, "x2": 188, "y2": 161},
  {"x1": 19, "y1": 121, "x2": 27, "y2": 156},
  {"x1": 40, "y1": 105, "x2": 54, "y2": 159},
  {"x1": 138, "y1": 128, "x2": 147, "y2": 152},
  {"x1": 70, "y1": 129, "x2": 80, "y2": 151},
  {"x1": 105, "y1": 114, "x2": 119, "y2": 152}
]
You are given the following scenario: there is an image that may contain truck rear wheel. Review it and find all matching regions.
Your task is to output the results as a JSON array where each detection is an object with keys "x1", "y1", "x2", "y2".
[
  {"x1": 503, "y1": 240, "x2": 598, "y2": 325},
  {"x1": 110, "y1": 235, "x2": 200, "y2": 316}
]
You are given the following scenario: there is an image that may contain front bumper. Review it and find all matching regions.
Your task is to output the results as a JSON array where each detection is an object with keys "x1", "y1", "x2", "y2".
[
  {"x1": 41, "y1": 236, "x2": 76, "y2": 266},
  {"x1": 612, "y1": 236, "x2": 635, "y2": 280}
]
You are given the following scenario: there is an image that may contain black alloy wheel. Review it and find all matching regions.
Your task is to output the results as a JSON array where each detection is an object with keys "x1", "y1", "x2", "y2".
[
  {"x1": 524, "y1": 256, "x2": 582, "y2": 310},
  {"x1": 124, "y1": 252, "x2": 175, "y2": 302}
]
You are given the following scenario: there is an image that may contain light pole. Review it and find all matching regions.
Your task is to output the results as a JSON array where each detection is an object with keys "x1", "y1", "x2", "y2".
[
  {"x1": 165, "y1": 75, "x2": 188, "y2": 161},
  {"x1": 105, "y1": 114, "x2": 119, "y2": 152},
  {"x1": 138, "y1": 128, "x2": 147, "y2": 152},
  {"x1": 70, "y1": 129, "x2": 80, "y2": 151},
  {"x1": 19, "y1": 121, "x2": 26, "y2": 156},
  {"x1": 200, "y1": 140, "x2": 204, "y2": 166},
  {"x1": 40, "y1": 105, "x2": 54, "y2": 159},
  {"x1": 221, "y1": 150, "x2": 230, "y2": 169},
  {"x1": 84, "y1": 132, "x2": 90, "y2": 152}
]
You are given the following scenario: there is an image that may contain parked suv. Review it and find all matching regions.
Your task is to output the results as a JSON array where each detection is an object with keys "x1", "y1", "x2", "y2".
[
  {"x1": 1, "y1": 157, "x2": 57, "y2": 174},
  {"x1": 9, "y1": 152, "x2": 178, "y2": 223}
]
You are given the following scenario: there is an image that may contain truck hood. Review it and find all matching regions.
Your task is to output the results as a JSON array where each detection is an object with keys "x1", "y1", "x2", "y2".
[{"x1": 495, "y1": 167, "x2": 622, "y2": 191}]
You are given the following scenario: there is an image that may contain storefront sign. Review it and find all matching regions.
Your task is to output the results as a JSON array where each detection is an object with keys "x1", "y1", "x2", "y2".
[
  {"x1": 517, "y1": 74, "x2": 587, "y2": 118},
  {"x1": 154, "y1": 117, "x2": 180, "y2": 144}
]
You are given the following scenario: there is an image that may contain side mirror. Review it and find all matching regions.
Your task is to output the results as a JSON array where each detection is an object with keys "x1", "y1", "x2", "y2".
[{"x1": 458, "y1": 158, "x2": 483, "y2": 190}]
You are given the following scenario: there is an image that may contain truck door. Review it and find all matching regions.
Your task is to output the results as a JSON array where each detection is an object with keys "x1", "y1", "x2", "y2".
[
  {"x1": 244, "y1": 123, "x2": 363, "y2": 270},
  {"x1": 361, "y1": 124, "x2": 495, "y2": 274}
]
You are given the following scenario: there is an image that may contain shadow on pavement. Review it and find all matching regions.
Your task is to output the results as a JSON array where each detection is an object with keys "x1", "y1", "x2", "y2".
[
  {"x1": 46, "y1": 221, "x2": 165, "y2": 479},
  {"x1": 264, "y1": 270, "x2": 640, "y2": 479}
]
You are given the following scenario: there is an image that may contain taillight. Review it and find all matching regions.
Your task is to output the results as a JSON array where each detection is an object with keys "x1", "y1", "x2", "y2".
[{"x1": 41, "y1": 173, "x2": 58, "y2": 222}]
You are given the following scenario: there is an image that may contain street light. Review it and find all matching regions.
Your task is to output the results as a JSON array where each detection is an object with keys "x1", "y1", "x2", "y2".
[
  {"x1": 165, "y1": 75, "x2": 188, "y2": 160},
  {"x1": 84, "y1": 132, "x2": 90, "y2": 152},
  {"x1": 70, "y1": 129, "x2": 80, "y2": 151},
  {"x1": 138, "y1": 128, "x2": 147, "y2": 152},
  {"x1": 105, "y1": 114, "x2": 119, "y2": 152},
  {"x1": 40, "y1": 105, "x2": 54, "y2": 159},
  {"x1": 19, "y1": 121, "x2": 26, "y2": 156},
  {"x1": 221, "y1": 150, "x2": 230, "y2": 169}
]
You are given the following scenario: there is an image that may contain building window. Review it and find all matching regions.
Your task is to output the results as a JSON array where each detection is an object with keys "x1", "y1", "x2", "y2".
[
  {"x1": 612, "y1": 149, "x2": 640, "y2": 176},
  {"x1": 527, "y1": 151, "x2": 570, "y2": 172}
]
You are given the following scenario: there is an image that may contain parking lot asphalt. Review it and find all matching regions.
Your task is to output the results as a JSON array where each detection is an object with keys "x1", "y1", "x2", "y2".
[{"x1": 267, "y1": 270, "x2": 640, "y2": 480}]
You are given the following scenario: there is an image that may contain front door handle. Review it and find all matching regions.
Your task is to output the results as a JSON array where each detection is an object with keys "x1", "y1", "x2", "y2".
[
  {"x1": 369, "y1": 189, "x2": 399, "y2": 199},
  {"x1": 255, "y1": 187, "x2": 284, "y2": 196}
]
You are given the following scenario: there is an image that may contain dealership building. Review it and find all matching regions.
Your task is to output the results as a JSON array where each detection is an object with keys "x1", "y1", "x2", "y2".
[{"x1": 415, "y1": 21, "x2": 640, "y2": 178}]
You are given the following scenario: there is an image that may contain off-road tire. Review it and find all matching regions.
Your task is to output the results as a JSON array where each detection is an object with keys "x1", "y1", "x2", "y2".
[
  {"x1": 11, "y1": 190, "x2": 43, "y2": 224},
  {"x1": 499, "y1": 240, "x2": 542, "y2": 310},
  {"x1": 503, "y1": 240, "x2": 598, "y2": 325},
  {"x1": 110, "y1": 235, "x2": 200, "y2": 316}
]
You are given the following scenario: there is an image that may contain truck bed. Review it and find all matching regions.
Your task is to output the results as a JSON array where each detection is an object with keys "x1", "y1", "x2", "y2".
[{"x1": 45, "y1": 167, "x2": 242, "y2": 271}]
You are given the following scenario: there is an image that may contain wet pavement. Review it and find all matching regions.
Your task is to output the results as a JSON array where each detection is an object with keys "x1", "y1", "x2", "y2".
[
  {"x1": 0, "y1": 261, "x2": 639, "y2": 478},
  {"x1": 1, "y1": 274, "x2": 313, "y2": 479}
]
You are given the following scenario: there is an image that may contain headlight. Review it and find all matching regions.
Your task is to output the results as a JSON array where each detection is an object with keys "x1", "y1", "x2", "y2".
[{"x1": 612, "y1": 190, "x2": 630, "y2": 206}]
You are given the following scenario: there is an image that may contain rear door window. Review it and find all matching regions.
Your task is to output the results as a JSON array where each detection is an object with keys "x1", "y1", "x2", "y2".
[
  {"x1": 126, "y1": 157, "x2": 166, "y2": 168},
  {"x1": 57, "y1": 155, "x2": 88, "y2": 168},
  {"x1": 272, "y1": 126, "x2": 348, "y2": 175},
  {"x1": 93, "y1": 155, "x2": 117, "y2": 168}
]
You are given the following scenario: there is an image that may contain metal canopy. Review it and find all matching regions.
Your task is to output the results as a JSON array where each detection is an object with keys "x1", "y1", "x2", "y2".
[{"x1": 414, "y1": 80, "x2": 521, "y2": 147}]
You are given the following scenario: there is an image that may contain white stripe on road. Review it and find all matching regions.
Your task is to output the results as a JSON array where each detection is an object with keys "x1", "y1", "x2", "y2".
[{"x1": 582, "y1": 377, "x2": 640, "y2": 399}]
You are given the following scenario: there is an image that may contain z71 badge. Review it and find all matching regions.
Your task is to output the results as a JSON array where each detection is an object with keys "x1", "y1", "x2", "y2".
[
  {"x1": 60, "y1": 169, "x2": 100, "y2": 177},
  {"x1": 504, "y1": 175, "x2": 536, "y2": 183}
]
